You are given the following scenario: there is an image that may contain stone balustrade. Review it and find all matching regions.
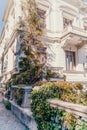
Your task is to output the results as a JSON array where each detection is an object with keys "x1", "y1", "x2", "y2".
[
  {"x1": 10, "y1": 85, "x2": 32, "y2": 108},
  {"x1": 48, "y1": 99, "x2": 87, "y2": 121}
]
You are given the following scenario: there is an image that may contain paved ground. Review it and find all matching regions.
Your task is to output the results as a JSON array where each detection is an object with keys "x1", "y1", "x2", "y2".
[{"x1": 0, "y1": 94, "x2": 29, "y2": 130}]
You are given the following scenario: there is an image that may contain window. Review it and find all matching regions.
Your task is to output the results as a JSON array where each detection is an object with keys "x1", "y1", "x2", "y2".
[
  {"x1": 37, "y1": 9, "x2": 46, "y2": 29},
  {"x1": 63, "y1": 18, "x2": 72, "y2": 28},
  {"x1": 66, "y1": 51, "x2": 76, "y2": 71}
]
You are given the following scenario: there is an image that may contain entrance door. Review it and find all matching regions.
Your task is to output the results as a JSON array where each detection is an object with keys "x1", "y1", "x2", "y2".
[{"x1": 66, "y1": 51, "x2": 76, "y2": 71}]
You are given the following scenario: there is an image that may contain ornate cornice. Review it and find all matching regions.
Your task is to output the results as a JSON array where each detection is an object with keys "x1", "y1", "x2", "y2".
[
  {"x1": 60, "y1": 5, "x2": 78, "y2": 16},
  {"x1": 61, "y1": 0, "x2": 87, "y2": 13},
  {"x1": 42, "y1": 35, "x2": 61, "y2": 43}
]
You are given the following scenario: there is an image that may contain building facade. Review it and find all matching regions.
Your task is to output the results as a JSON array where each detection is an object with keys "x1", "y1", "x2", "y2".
[{"x1": 0, "y1": 0, "x2": 87, "y2": 87}]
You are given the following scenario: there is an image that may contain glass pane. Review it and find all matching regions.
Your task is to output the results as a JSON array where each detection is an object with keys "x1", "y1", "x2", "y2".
[{"x1": 66, "y1": 51, "x2": 75, "y2": 71}]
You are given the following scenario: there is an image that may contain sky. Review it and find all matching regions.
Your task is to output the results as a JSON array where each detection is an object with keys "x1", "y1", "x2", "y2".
[{"x1": 0, "y1": 0, "x2": 7, "y2": 34}]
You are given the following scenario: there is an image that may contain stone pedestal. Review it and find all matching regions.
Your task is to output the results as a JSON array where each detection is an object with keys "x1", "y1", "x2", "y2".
[
  {"x1": 10, "y1": 86, "x2": 32, "y2": 108},
  {"x1": 21, "y1": 86, "x2": 32, "y2": 108}
]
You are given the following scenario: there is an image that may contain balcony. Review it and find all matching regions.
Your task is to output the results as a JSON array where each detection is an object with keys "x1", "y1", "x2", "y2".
[
  {"x1": 63, "y1": 71, "x2": 87, "y2": 83},
  {"x1": 44, "y1": 25, "x2": 87, "y2": 42},
  {"x1": 65, "y1": 26, "x2": 87, "y2": 38}
]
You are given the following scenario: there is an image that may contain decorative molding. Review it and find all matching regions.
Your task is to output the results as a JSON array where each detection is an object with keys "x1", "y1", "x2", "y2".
[
  {"x1": 60, "y1": 5, "x2": 78, "y2": 16},
  {"x1": 42, "y1": 35, "x2": 61, "y2": 43}
]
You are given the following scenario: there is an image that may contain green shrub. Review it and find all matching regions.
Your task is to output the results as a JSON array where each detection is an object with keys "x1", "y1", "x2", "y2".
[
  {"x1": 46, "y1": 69, "x2": 57, "y2": 80},
  {"x1": 79, "y1": 90, "x2": 87, "y2": 106},
  {"x1": 33, "y1": 81, "x2": 83, "y2": 103},
  {"x1": 31, "y1": 81, "x2": 83, "y2": 130},
  {"x1": 5, "y1": 79, "x2": 11, "y2": 90},
  {"x1": 79, "y1": 121, "x2": 87, "y2": 130},
  {"x1": 4, "y1": 101, "x2": 11, "y2": 110},
  {"x1": 16, "y1": 99, "x2": 23, "y2": 106}
]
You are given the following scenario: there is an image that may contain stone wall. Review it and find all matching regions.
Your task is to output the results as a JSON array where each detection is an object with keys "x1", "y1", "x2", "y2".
[
  {"x1": 11, "y1": 101, "x2": 38, "y2": 130},
  {"x1": 4, "y1": 98, "x2": 38, "y2": 130}
]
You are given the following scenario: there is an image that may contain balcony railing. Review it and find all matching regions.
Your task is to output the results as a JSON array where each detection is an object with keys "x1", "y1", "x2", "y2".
[
  {"x1": 44, "y1": 25, "x2": 87, "y2": 40},
  {"x1": 71, "y1": 26, "x2": 87, "y2": 37}
]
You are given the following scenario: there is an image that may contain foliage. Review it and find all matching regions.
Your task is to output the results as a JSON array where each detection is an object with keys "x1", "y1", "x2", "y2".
[
  {"x1": 64, "y1": 113, "x2": 77, "y2": 130},
  {"x1": 6, "y1": 0, "x2": 44, "y2": 86},
  {"x1": 79, "y1": 120, "x2": 87, "y2": 130},
  {"x1": 19, "y1": 0, "x2": 43, "y2": 48},
  {"x1": 79, "y1": 90, "x2": 87, "y2": 106},
  {"x1": 5, "y1": 0, "x2": 58, "y2": 88},
  {"x1": 13, "y1": 88, "x2": 23, "y2": 106},
  {"x1": 31, "y1": 90, "x2": 64, "y2": 130},
  {"x1": 34, "y1": 81, "x2": 83, "y2": 103},
  {"x1": 11, "y1": 65, "x2": 42, "y2": 85},
  {"x1": 46, "y1": 69, "x2": 58, "y2": 80},
  {"x1": 5, "y1": 79, "x2": 12, "y2": 90},
  {"x1": 4, "y1": 100, "x2": 11, "y2": 110},
  {"x1": 18, "y1": 0, "x2": 43, "y2": 53},
  {"x1": 15, "y1": 0, "x2": 43, "y2": 84},
  {"x1": 31, "y1": 81, "x2": 83, "y2": 130}
]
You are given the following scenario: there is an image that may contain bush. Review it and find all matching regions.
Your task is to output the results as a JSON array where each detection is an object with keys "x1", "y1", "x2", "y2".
[
  {"x1": 31, "y1": 81, "x2": 83, "y2": 130},
  {"x1": 13, "y1": 88, "x2": 23, "y2": 106},
  {"x1": 79, "y1": 90, "x2": 87, "y2": 106},
  {"x1": 5, "y1": 79, "x2": 11, "y2": 90},
  {"x1": 79, "y1": 121, "x2": 87, "y2": 130},
  {"x1": 4, "y1": 101, "x2": 11, "y2": 110},
  {"x1": 33, "y1": 81, "x2": 83, "y2": 103},
  {"x1": 46, "y1": 69, "x2": 58, "y2": 80}
]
